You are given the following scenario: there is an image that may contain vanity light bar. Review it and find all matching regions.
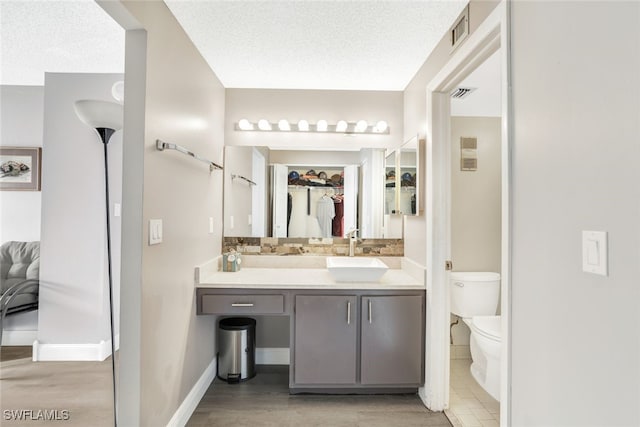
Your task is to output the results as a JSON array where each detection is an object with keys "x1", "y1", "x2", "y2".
[{"x1": 234, "y1": 119, "x2": 390, "y2": 135}]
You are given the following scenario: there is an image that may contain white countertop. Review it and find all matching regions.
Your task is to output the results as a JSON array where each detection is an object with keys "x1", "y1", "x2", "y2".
[
  {"x1": 198, "y1": 268, "x2": 423, "y2": 290},
  {"x1": 196, "y1": 257, "x2": 426, "y2": 291}
]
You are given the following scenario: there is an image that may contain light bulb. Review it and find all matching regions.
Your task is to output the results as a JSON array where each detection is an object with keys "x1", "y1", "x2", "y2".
[
  {"x1": 336, "y1": 120, "x2": 348, "y2": 132},
  {"x1": 374, "y1": 120, "x2": 388, "y2": 133},
  {"x1": 297, "y1": 120, "x2": 309, "y2": 131},
  {"x1": 238, "y1": 119, "x2": 254, "y2": 130},
  {"x1": 316, "y1": 120, "x2": 328, "y2": 132},
  {"x1": 278, "y1": 119, "x2": 290, "y2": 131},
  {"x1": 258, "y1": 119, "x2": 272, "y2": 131},
  {"x1": 355, "y1": 120, "x2": 368, "y2": 133}
]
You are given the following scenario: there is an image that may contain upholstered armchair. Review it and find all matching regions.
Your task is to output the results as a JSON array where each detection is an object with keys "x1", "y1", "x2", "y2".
[{"x1": 0, "y1": 241, "x2": 40, "y2": 344}]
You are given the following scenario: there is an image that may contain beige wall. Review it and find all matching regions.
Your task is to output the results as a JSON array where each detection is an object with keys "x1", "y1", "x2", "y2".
[
  {"x1": 223, "y1": 146, "x2": 254, "y2": 236},
  {"x1": 449, "y1": 116, "x2": 501, "y2": 346},
  {"x1": 402, "y1": 0, "x2": 499, "y2": 266},
  {"x1": 451, "y1": 116, "x2": 501, "y2": 273},
  {"x1": 117, "y1": 2, "x2": 225, "y2": 425},
  {"x1": 225, "y1": 89, "x2": 403, "y2": 151},
  {"x1": 510, "y1": 2, "x2": 640, "y2": 425}
]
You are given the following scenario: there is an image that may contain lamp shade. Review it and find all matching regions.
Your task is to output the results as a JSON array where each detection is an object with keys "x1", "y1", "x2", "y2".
[{"x1": 74, "y1": 100, "x2": 123, "y2": 131}]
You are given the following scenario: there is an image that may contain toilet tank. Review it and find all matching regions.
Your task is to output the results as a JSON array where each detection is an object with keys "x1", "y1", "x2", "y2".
[{"x1": 450, "y1": 272, "x2": 501, "y2": 318}]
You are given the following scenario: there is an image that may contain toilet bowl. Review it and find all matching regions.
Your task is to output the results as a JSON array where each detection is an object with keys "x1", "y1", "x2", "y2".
[
  {"x1": 467, "y1": 315, "x2": 501, "y2": 401},
  {"x1": 450, "y1": 272, "x2": 501, "y2": 401}
]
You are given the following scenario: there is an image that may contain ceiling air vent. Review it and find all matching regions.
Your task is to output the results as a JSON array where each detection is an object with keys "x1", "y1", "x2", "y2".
[
  {"x1": 450, "y1": 6, "x2": 469, "y2": 51},
  {"x1": 451, "y1": 87, "x2": 476, "y2": 99}
]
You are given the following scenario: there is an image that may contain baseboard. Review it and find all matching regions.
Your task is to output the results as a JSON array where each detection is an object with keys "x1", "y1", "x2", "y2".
[
  {"x1": 256, "y1": 347, "x2": 289, "y2": 365},
  {"x1": 1, "y1": 330, "x2": 37, "y2": 346},
  {"x1": 33, "y1": 334, "x2": 120, "y2": 362},
  {"x1": 166, "y1": 356, "x2": 217, "y2": 427}
]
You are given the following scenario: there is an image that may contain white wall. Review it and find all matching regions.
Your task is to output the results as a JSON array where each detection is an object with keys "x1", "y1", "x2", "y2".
[
  {"x1": 117, "y1": 2, "x2": 225, "y2": 425},
  {"x1": 510, "y1": 2, "x2": 640, "y2": 425},
  {"x1": 0, "y1": 85, "x2": 44, "y2": 244},
  {"x1": 38, "y1": 73, "x2": 123, "y2": 354},
  {"x1": 225, "y1": 89, "x2": 403, "y2": 151}
]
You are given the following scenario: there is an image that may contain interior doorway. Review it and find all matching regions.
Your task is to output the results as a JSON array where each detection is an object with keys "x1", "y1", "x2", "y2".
[
  {"x1": 445, "y1": 48, "x2": 503, "y2": 427},
  {"x1": 422, "y1": 2, "x2": 511, "y2": 426}
]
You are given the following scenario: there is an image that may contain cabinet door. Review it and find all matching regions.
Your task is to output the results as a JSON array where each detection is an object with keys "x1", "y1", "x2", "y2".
[
  {"x1": 361, "y1": 295, "x2": 423, "y2": 385},
  {"x1": 294, "y1": 295, "x2": 357, "y2": 384}
]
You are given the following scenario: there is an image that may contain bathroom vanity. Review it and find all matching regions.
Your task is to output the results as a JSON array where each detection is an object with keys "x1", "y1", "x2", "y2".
[{"x1": 196, "y1": 256, "x2": 426, "y2": 393}]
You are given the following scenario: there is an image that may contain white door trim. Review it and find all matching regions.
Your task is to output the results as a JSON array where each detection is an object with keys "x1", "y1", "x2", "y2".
[{"x1": 422, "y1": 2, "x2": 511, "y2": 425}]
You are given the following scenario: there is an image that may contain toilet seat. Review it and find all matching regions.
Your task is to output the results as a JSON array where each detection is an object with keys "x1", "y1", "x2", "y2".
[{"x1": 470, "y1": 315, "x2": 501, "y2": 342}]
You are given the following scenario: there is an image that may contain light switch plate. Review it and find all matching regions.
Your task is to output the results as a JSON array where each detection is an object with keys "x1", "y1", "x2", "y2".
[
  {"x1": 114, "y1": 203, "x2": 121, "y2": 217},
  {"x1": 149, "y1": 219, "x2": 163, "y2": 245},
  {"x1": 582, "y1": 231, "x2": 607, "y2": 276}
]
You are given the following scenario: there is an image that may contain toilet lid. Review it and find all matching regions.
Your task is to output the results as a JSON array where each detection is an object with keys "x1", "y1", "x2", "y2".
[
  {"x1": 450, "y1": 272, "x2": 500, "y2": 282},
  {"x1": 471, "y1": 315, "x2": 501, "y2": 341}
]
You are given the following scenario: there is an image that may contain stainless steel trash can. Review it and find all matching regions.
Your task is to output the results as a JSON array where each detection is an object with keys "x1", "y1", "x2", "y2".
[{"x1": 217, "y1": 317, "x2": 256, "y2": 383}]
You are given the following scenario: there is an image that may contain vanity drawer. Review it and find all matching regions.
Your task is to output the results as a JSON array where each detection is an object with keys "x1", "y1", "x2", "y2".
[{"x1": 201, "y1": 294, "x2": 284, "y2": 315}]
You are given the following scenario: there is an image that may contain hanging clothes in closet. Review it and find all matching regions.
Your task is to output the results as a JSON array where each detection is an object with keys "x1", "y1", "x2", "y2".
[
  {"x1": 316, "y1": 194, "x2": 335, "y2": 238},
  {"x1": 332, "y1": 194, "x2": 344, "y2": 237}
]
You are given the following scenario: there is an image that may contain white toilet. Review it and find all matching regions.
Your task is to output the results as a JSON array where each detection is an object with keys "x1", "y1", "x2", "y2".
[{"x1": 450, "y1": 272, "x2": 501, "y2": 401}]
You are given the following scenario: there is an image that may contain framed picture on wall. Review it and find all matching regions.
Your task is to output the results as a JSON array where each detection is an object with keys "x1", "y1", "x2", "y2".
[{"x1": 0, "y1": 147, "x2": 42, "y2": 191}]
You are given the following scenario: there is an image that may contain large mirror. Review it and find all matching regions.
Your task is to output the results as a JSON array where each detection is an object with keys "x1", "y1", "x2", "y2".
[
  {"x1": 384, "y1": 135, "x2": 423, "y2": 217},
  {"x1": 223, "y1": 147, "x2": 387, "y2": 238}
]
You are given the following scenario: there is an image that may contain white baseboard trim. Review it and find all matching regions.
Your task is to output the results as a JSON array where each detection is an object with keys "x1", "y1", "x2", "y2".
[
  {"x1": 1, "y1": 330, "x2": 37, "y2": 346},
  {"x1": 167, "y1": 356, "x2": 217, "y2": 427},
  {"x1": 256, "y1": 347, "x2": 289, "y2": 365},
  {"x1": 33, "y1": 334, "x2": 120, "y2": 362}
]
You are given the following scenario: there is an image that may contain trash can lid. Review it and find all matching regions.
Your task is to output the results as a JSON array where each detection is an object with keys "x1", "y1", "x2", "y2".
[{"x1": 219, "y1": 317, "x2": 256, "y2": 330}]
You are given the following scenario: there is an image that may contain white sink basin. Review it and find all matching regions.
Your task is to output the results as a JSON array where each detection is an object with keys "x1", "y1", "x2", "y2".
[{"x1": 326, "y1": 257, "x2": 389, "y2": 282}]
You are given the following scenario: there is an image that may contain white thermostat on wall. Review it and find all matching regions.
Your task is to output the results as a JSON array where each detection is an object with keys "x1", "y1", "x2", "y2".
[{"x1": 582, "y1": 230, "x2": 607, "y2": 276}]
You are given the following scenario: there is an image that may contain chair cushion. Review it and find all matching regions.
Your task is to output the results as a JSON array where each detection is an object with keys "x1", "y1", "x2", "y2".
[{"x1": 1, "y1": 240, "x2": 40, "y2": 294}]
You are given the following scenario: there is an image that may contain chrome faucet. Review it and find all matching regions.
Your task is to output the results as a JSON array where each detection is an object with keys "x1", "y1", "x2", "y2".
[{"x1": 346, "y1": 228, "x2": 359, "y2": 257}]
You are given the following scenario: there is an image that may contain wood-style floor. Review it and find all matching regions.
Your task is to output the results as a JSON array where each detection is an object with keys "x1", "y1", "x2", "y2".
[
  {"x1": 187, "y1": 366, "x2": 453, "y2": 427},
  {"x1": 1, "y1": 350, "x2": 452, "y2": 427},
  {"x1": 0, "y1": 346, "x2": 114, "y2": 426}
]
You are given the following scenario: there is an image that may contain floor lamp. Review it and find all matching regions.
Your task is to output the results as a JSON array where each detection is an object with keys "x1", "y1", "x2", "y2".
[{"x1": 74, "y1": 99, "x2": 123, "y2": 427}]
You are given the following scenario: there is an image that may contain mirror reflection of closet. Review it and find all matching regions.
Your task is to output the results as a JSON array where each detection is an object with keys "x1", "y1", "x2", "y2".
[
  {"x1": 384, "y1": 150, "x2": 399, "y2": 214},
  {"x1": 384, "y1": 135, "x2": 423, "y2": 218},
  {"x1": 399, "y1": 141, "x2": 418, "y2": 216},
  {"x1": 272, "y1": 164, "x2": 358, "y2": 238}
]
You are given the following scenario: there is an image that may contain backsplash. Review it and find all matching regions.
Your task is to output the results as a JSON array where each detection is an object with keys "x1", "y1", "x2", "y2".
[{"x1": 224, "y1": 237, "x2": 404, "y2": 257}]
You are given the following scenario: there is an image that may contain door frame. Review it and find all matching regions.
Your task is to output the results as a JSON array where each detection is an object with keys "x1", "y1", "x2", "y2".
[{"x1": 422, "y1": 2, "x2": 511, "y2": 425}]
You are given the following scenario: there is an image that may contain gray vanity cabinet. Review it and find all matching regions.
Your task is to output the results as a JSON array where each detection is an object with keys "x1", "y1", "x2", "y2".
[
  {"x1": 293, "y1": 295, "x2": 358, "y2": 384},
  {"x1": 360, "y1": 295, "x2": 424, "y2": 385}
]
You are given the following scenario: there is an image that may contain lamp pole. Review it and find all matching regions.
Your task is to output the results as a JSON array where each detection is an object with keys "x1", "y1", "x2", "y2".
[
  {"x1": 74, "y1": 100, "x2": 123, "y2": 427},
  {"x1": 96, "y1": 127, "x2": 118, "y2": 427}
]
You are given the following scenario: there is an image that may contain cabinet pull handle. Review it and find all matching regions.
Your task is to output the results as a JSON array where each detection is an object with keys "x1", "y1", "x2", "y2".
[
  {"x1": 347, "y1": 301, "x2": 351, "y2": 324},
  {"x1": 368, "y1": 299, "x2": 372, "y2": 324},
  {"x1": 231, "y1": 303, "x2": 254, "y2": 307}
]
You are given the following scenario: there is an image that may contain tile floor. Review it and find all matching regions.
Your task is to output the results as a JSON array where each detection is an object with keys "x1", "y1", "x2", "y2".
[{"x1": 445, "y1": 359, "x2": 500, "y2": 427}]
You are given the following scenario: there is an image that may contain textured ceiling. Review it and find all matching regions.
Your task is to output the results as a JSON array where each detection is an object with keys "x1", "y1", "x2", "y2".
[
  {"x1": 165, "y1": 0, "x2": 468, "y2": 90},
  {"x1": 0, "y1": 0, "x2": 125, "y2": 86},
  {"x1": 1, "y1": 1, "x2": 468, "y2": 91}
]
